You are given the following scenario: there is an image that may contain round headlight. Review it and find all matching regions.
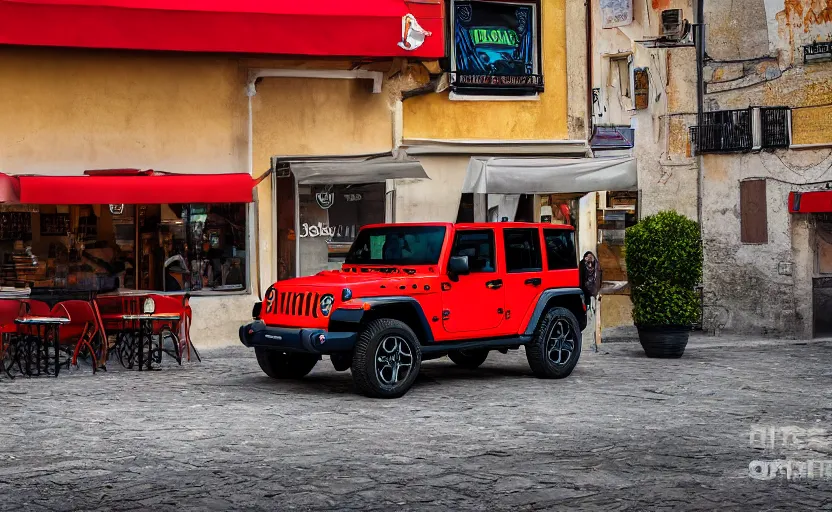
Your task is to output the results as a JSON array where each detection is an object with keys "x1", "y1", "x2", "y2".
[
  {"x1": 320, "y1": 294, "x2": 334, "y2": 317},
  {"x1": 342, "y1": 288, "x2": 353, "y2": 301}
]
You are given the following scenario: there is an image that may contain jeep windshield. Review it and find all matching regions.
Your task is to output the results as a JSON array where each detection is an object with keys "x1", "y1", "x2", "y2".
[{"x1": 345, "y1": 226, "x2": 446, "y2": 266}]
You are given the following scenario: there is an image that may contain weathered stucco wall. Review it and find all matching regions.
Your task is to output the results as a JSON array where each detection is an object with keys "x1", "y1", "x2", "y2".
[
  {"x1": 591, "y1": 0, "x2": 698, "y2": 221},
  {"x1": 699, "y1": 0, "x2": 832, "y2": 337},
  {"x1": 402, "y1": 0, "x2": 570, "y2": 141}
]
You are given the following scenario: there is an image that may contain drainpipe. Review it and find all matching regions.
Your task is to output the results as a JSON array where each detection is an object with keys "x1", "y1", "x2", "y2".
[
  {"x1": 695, "y1": 0, "x2": 705, "y2": 230},
  {"x1": 586, "y1": 0, "x2": 593, "y2": 140},
  {"x1": 695, "y1": 0, "x2": 706, "y2": 328},
  {"x1": 246, "y1": 78, "x2": 263, "y2": 300}
]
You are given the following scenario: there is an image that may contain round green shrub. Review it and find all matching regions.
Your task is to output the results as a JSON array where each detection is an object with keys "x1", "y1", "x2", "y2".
[{"x1": 625, "y1": 211, "x2": 703, "y2": 327}]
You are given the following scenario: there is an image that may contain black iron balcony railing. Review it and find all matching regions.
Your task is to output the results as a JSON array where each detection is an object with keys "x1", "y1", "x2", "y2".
[
  {"x1": 760, "y1": 107, "x2": 790, "y2": 149},
  {"x1": 690, "y1": 109, "x2": 753, "y2": 155}
]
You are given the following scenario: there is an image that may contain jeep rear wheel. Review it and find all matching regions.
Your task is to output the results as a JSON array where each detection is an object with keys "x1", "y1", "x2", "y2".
[
  {"x1": 352, "y1": 319, "x2": 422, "y2": 399},
  {"x1": 255, "y1": 348, "x2": 319, "y2": 379},
  {"x1": 448, "y1": 349, "x2": 489, "y2": 369},
  {"x1": 526, "y1": 307, "x2": 582, "y2": 379}
]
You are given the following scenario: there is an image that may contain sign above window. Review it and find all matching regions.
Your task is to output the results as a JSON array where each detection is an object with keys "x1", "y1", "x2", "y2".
[{"x1": 450, "y1": 0, "x2": 543, "y2": 96}]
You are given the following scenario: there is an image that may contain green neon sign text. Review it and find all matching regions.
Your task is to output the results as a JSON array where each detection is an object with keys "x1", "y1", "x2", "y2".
[{"x1": 468, "y1": 28, "x2": 519, "y2": 47}]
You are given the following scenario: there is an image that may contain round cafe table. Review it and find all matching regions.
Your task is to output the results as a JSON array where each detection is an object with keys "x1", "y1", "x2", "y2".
[
  {"x1": 14, "y1": 316, "x2": 70, "y2": 377},
  {"x1": 120, "y1": 313, "x2": 182, "y2": 371}
]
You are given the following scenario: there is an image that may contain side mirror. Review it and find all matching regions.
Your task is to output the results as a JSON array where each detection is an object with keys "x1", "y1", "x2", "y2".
[{"x1": 448, "y1": 256, "x2": 470, "y2": 281}]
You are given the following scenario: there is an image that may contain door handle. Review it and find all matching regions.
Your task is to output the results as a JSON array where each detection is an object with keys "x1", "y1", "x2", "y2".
[
  {"x1": 525, "y1": 278, "x2": 542, "y2": 286},
  {"x1": 486, "y1": 279, "x2": 503, "y2": 290}
]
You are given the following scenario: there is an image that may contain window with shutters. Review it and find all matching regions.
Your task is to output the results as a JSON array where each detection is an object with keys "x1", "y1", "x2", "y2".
[{"x1": 740, "y1": 180, "x2": 768, "y2": 244}]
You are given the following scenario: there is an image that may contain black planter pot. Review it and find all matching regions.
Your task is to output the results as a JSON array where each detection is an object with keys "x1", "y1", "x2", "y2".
[{"x1": 636, "y1": 325, "x2": 691, "y2": 358}]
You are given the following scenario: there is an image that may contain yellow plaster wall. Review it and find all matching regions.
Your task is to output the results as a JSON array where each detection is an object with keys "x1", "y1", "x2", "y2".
[
  {"x1": 250, "y1": 76, "x2": 394, "y2": 287},
  {"x1": 0, "y1": 47, "x2": 248, "y2": 176},
  {"x1": 402, "y1": 0, "x2": 569, "y2": 141}
]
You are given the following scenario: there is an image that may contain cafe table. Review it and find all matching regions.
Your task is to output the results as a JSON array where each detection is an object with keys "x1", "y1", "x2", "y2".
[
  {"x1": 120, "y1": 313, "x2": 182, "y2": 371},
  {"x1": 14, "y1": 316, "x2": 70, "y2": 377}
]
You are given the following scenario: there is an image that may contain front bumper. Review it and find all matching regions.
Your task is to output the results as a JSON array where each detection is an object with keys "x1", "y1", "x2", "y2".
[{"x1": 238, "y1": 320, "x2": 357, "y2": 354}]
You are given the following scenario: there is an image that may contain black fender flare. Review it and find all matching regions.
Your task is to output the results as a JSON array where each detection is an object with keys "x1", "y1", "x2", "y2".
[
  {"x1": 522, "y1": 288, "x2": 586, "y2": 336},
  {"x1": 329, "y1": 296, "x2": 435, "y2": 343}
]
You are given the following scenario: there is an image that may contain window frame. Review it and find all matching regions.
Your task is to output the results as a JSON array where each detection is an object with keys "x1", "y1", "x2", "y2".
[
  {"x1": 543, "y1": 228, "x2": 578, "y2": 271},
  {"x1": 448, "y1": 228, "x2": 498, "y2": 274},
  {"x1": 503, "y1": 227, "x2": 543, "y2": 274}
]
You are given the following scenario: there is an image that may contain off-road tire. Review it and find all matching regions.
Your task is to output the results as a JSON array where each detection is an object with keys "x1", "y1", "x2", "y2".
[
  {"x1": 255, "y1": 348, "x2": 319, "y2": 379},
  {"x1": 526, "y1": 307, "x2": 582, "y2": 379},
  {"x1": 352, "y1": 319, "x2": 422, "y2": 399},
  {"x1": 448, "y1": 349, "x2": 489, "y2": 369}
]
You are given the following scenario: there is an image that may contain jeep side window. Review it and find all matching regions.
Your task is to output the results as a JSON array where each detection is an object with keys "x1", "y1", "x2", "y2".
[
  {"x1": 544, "y1": 229, "x2": 578, "y2": 270},
  {"x1": 504, "y1": 228, "x2": 543, "y2": 273},
  {"x1": 450, "y1": 230, "x2": 496, "y2": 273}
]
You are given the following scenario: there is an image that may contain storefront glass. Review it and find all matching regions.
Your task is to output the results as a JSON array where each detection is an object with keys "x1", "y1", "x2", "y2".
[
  {"x1": 0, "y1": 203, "x2": 248, "y2": 294},
  {"x1": 597, "y1": 191, "x2": 638, "y2": 294},
  {"x1": 297, "y1": 183, "x2": 386, "y2": 276}
]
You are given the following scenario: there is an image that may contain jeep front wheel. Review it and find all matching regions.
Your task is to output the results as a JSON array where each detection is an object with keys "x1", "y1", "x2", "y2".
[
  {"x1": 351, "y1": 319, "x2": 422, "y2": 399},
  {"x1": 255, "y1": 348, "x2": 319, "y2": 379},
  {"x1": 448, "y1": 349, "x2": 489, "y2": 369},
  {"x1": 526, "y1": 307, "x2": 582, "y2": 379}
]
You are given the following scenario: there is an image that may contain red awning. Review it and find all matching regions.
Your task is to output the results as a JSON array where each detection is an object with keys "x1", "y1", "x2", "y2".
[
  {"x1": 0, "y1": 174, "x2": 21, "y2": 203},
  {"x1": 17, "y1": 173, "x2": 256, "y2": 204},
  {"x1": 789, "y1": 191, "x2": 832, "y2": 213},
  {"x1": 0, "y1": 0, "x2": 445, "y2": 58}
]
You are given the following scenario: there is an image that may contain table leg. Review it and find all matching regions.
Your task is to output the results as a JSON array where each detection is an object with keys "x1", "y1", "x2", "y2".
[
  {"x1": 52, "y1": 325, "x2": 60, "y2": 377},
  {"x1": 138, "y1": 321, "x2": 145, "y2": 372}
]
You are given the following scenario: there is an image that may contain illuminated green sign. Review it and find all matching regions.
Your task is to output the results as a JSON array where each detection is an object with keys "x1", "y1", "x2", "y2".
[{"x1": 468, "y1": 27, "x2": 519, "y2": 47}]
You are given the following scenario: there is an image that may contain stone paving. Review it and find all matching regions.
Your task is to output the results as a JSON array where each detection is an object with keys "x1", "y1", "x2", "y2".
[{"x1": 1, "y1": 336, "x2": 831, "y2": 511}]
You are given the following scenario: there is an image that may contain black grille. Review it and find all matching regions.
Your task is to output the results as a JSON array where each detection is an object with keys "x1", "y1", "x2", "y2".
[
  {"x1": 760, "y1": 107, "x2": 790, "y2": 148},
  {"x1": 278, "y1": 291, "x2": 320, "y2": 317},
  {"x1": 690, "y1": 109, "x2": 753, "y2": 155}
]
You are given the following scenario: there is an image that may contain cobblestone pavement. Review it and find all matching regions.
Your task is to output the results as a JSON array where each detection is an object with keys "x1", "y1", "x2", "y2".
[{"x1": 1, "y1": 337, "x2": 831, "y2": 511}]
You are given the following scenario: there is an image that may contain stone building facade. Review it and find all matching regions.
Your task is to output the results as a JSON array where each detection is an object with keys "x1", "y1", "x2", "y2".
[{"x1": 592, "y1": 0, "x2": 832, "y2": 338}]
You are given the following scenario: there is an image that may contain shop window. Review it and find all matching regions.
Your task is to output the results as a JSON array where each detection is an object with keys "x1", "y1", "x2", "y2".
[
  {"x1": 450, "y1": 0, "x2": 543, "y2": 96},
  {"x1": 504, "y1": 228, "x2": 542, "y2": 273},
  {"x1": 597, "y1": 191, "x2": 639, "y2": 295},
  {"x1": 544, "y1": 229, "x2": 577, "y2": 270},
  {"x1": 450, "y1": 229, "x2": 496, "y2": 273},
  {"x1": 0, "y1": 203, "x2": 248, "y2": 294},
  {"x1": 298, "y1": 184, "x2": 386, "y2": 276},
  {"x1": 740, "y1": 180, "x2": 768, "y2": 244}
]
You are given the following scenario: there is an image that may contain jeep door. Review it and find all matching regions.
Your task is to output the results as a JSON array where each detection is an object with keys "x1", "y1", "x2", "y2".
[
  {"x1": 498, "y1": 227, "x2": 545, "y2": 334},
  {"x1": 441, "y1": 228, "x2": 505, "y2": 336}
]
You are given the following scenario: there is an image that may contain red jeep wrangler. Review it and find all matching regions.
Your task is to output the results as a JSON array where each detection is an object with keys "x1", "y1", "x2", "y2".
[{"x1": 240, "y1": 222, "x2": 587, "y2": 398}]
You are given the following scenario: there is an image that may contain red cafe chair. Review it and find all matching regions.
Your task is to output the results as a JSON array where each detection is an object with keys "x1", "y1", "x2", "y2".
[
  {"x1": 144, "y1": 294, "x2": 185, "y2": 364},
  {"x1": 0, "y1": 300, "x2": 24, "y2": 377},
  {"x1": 52, "y1": 300, "x2": 103, "y2": 373}
]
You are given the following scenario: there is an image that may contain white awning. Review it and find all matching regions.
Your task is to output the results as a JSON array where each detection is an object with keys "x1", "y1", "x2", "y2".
[
  {"x1": 462, "y1": 156, "x2": 638, "y2": 194},
  {"x1": 272, "y1": 150, "x2": 429, "y2": 185}
]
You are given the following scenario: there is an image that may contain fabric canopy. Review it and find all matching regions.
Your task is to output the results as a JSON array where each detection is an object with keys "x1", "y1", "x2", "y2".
[
  {"x1": 273, "y1": 151, "x2": 430, "y2": 185},
  {"x1": 789, "y1": 191, "x2": 832, "y2": 213},
  {"x1": 17, "y1": 173, "x2": 256, "y2": 204},
  {"x1": 462, "y1": 157, "x2": 638, "y2": 195},
  {"x1": 0, "y1": 0, "x2": 444, "y2": 58}
]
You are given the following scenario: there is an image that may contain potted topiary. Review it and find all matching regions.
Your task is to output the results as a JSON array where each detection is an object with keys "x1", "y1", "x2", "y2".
[{"x1": 624, "y1": 210, "x2": 702, "y2": 358}]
